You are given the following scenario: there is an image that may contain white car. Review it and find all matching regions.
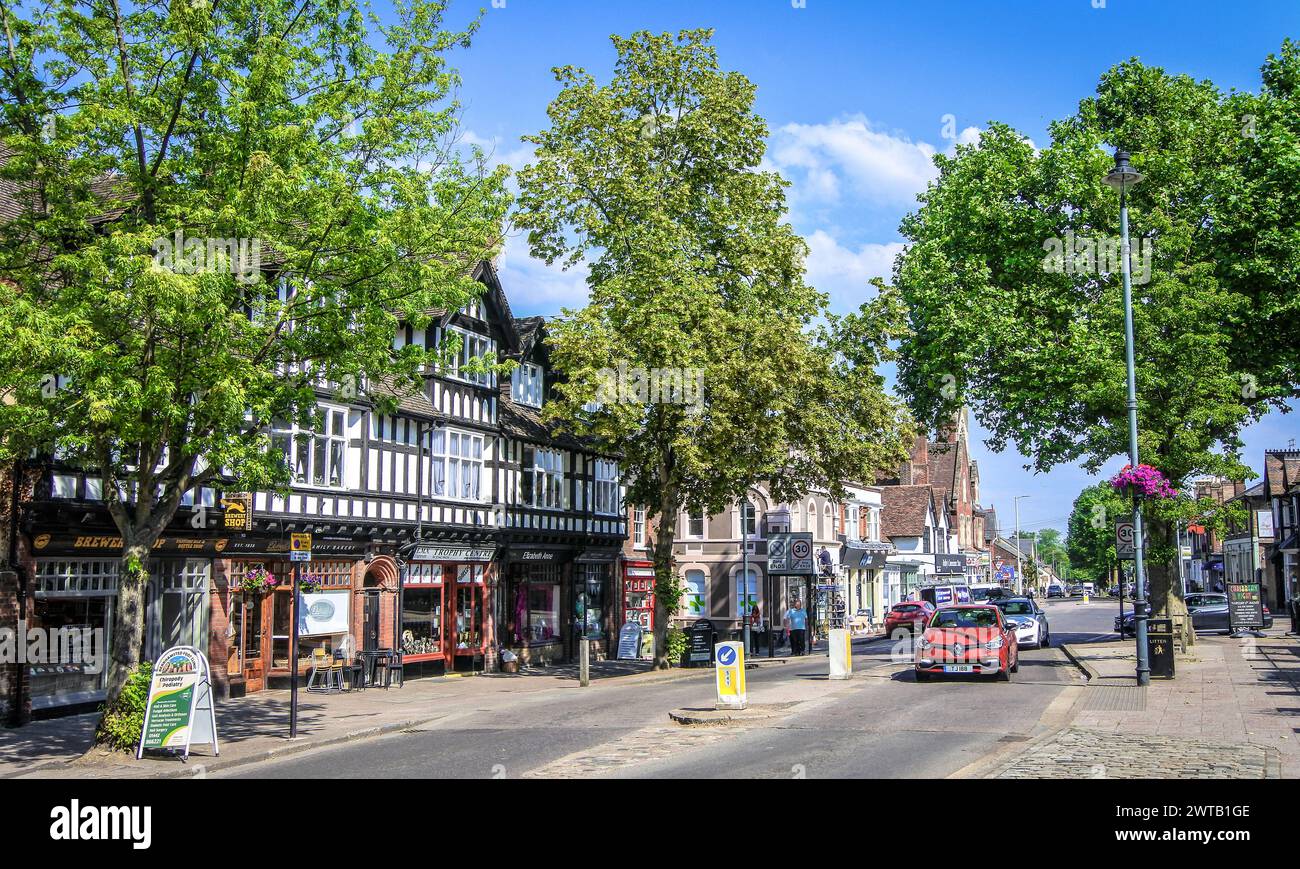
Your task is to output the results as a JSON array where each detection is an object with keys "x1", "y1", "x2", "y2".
[{"x1": 994, "y1": 597, "x2": 1050, "y2": 648}]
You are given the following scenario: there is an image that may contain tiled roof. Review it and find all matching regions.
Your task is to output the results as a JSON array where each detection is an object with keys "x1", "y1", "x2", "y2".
[
  {"x1": 880, "y1": 485, "x2": 933, "y2": 539},
  {"x1": 498, "y1": 396, "x2": 585, "y2": 450},
  {"x1": 367, "y1": 375, "x2": 441, "y2": 420}
]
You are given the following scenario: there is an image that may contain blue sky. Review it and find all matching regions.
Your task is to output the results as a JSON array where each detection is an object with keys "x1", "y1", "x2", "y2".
[{"x1": 437, "y1": 0, "x2": 1300, "y2": 535}]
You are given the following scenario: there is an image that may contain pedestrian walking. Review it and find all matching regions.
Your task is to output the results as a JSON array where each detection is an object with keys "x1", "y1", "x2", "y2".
[{"x1": 784, "y1": 599, "x2": 807, "y2": 656}]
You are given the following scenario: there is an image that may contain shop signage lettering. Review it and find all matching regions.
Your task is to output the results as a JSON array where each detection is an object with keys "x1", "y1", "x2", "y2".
[
  {"x1": 222, "y1": 493, "x2": 253, "y2": 531},
  {"x1": 137, "y1": 646, "x2": 219, "y2": 760},
  {"x1": 520, "y1": 551, "x2": 556, "y2": 561},
  {"x1": 414, "y1": 545, "x2": 494, "y2": 562}
]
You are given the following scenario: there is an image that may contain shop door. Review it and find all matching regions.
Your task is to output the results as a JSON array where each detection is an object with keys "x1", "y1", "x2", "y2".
[
  {"x1": 449, "y1": 570, "x2": 485, "y2": 670},
  {"x1": 229, "y1": 594, "x2": 265, "y2": 691},
  {"x1": 363, "y1": 590, "x2": 382, "y2": 652}
]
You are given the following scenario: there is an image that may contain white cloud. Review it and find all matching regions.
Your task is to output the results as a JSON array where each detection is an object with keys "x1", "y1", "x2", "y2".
[
  {"x1": 769, "y1": 115, "x2": 944, "y2": 207},
  {"x1": 461, "y1": 130, "x2": 534, "y2": 176},
  {"x1": 803, "y1": 229, "x2": 905, "y2": 313},
  {"x1": 495, "y1": 233, "x2": 590, "y2": 315}
]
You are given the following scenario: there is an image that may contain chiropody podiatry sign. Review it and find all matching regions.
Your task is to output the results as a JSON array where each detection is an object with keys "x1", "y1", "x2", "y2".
[{"x1": 137, "y1": 646, "x2": 219, "y2": 757}]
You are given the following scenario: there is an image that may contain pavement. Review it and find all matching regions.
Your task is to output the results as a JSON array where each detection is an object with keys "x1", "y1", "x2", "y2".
[
  {"x1": 980, "y1": 628, "x2": 1300, "y2": 779},
  {"x1": 9, "y1": 602, "x2": 1297, "y2": 779},
  {"x1": 1, "y1": 658, "x2": 711, "y2": 779}
]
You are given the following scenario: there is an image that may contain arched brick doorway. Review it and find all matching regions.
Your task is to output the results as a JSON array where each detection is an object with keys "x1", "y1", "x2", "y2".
[{"x1": 361, "y1": 556, "x2": 399, "y2": 652}]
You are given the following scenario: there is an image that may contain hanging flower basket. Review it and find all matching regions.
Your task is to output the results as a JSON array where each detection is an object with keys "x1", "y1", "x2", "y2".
[
  {"x1": 239, "y1": 566, "x2": 278, "y2": 595},
  {"x1": 298, "y1": 574, "x2": 324, "y2": 594},
  {"x1": 1110, "y1": 464, "x2": 1178, "y2": 500}
]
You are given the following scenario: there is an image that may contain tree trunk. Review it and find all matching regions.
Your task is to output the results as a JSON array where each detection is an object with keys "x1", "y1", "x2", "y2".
[
  {"x1": 1144, "y1": 513, "x2": 1194, "y2": 649},
  {"x1": 103, "y1": 542, "x2": 151, "y2": 712},
  {"x1": 651, "y1": 486, "x2": 679, "y2": 670}
]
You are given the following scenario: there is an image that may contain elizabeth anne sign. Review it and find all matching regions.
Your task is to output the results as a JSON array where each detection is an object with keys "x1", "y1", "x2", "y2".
[{"x1": 137, "y1": 646, "x2": 219, "y2": 759}]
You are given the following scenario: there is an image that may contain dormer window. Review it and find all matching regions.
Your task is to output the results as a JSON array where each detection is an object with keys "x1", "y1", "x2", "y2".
[
  {"x1": 444, "y1": 326, "x2": 495, "y2": 388},
  {"x1": 513, "y1": 362, "x2": 544, "y2": 408}
]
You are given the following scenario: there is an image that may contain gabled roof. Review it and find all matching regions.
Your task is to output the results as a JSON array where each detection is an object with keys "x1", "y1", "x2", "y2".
[{"x1": 880, "y1": 485, "x2": 934, "y2": 539}]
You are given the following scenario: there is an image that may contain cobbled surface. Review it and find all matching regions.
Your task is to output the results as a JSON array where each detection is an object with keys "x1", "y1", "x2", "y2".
[{"x1": 992, "y1": 727, "x2": 1276, "y2": 779}]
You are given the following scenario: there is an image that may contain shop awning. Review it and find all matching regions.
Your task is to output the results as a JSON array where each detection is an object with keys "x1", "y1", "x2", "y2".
[{"x1": 841, "y1": 545, "x2": 888, "y2": 569}]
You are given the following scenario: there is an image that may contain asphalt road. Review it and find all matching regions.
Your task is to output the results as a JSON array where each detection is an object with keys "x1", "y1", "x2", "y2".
[{"x1": 219, "y1": 598, "x2": 1116, "y2": 779}]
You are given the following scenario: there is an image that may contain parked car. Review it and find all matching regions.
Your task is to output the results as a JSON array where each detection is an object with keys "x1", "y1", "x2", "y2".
[
  {"x1": 1046, "y1": 584, "x2": 1065, "y2": 599},
  {"x1": 1114, "y1": 597, "x2": 1273, "y2": 636},
  {"x1": 995, "y1": 597, "x2": 1050, "y2": 648},
  {"x1": 914, "y1": 604, "x2": 1019, "y2": 681},
  {"x1": 1186, "y1": 593, "x2": 1274, "y2": 631},
  {"x1": 885, "y1": 601, "x2": 936, "y2": 635},
  {"x1": 1068, "y1": 584, "x2": 1085, "y2": 596}
]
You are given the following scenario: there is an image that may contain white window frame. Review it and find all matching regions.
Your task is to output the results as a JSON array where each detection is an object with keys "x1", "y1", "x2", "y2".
[
  {"x1": 594, "y1": 459, "x2": 620, "y2": 516},
  {"x1": 271, "y1": 406, "x2": 347, "y2": 489},
  {"x1": 633, "y1": 507, "x2": 646, "y2": 548},
  {"x1": 684, "y1": 569, "x2": 707, "y2": 617},
  {"x1": 521, "y1": 446, "x2": 565, "y2": 510},
  {"x1": 512, "y1": 362, "x2": 544, "y2": 408},
  {"x1": 734, "y1": 566, "x2": 760, "y2": 617},
  {"x1": 429, "y1": 428, "x2": 485, "y2": 503},
  {"x1": 445, "y1": 326, "x2": 495, "y2": 388},
  {"x1": 685, "y1": 510, "x2": 706, "y2": 539}
]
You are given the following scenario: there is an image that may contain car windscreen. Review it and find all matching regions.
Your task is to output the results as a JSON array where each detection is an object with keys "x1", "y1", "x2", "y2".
[
  {"x1": 996, "y1": 601, "x2": 1034, "y2": 615},
  {"x1": 970, "y1": 588, "x2": 991, "y2": 601},
  {"x1": 893, "y1": 604, "x2": 922, "y2": 612},
  {"x1": 931, "y1": 608, "x2": 998, "y2": 628}
]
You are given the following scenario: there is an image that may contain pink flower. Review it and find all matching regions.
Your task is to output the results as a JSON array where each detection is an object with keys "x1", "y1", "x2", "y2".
[{"x1": 1110, "y1": 464, "x2": 1178, "y2": 499}]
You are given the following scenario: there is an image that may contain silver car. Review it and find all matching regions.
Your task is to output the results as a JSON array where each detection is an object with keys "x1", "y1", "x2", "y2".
[{"x1": 995, "y1": 597, "x2": 1050, "y2": 648}]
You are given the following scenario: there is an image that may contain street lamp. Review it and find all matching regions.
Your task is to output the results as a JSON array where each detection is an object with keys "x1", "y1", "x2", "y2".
[
  {"x1": 1103, "y1": 148, "x2": 1150, "y2": 687},
  {"x1": 1013, "y1": 495, "x2": 1030, "y2": 595}
]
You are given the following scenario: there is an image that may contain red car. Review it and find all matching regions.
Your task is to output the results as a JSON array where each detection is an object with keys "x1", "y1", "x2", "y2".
[
  {"x1": 914, "y1": 604, "x2": 1019, "y2": 682},
  {"x1": 884, "y1": 601, "x2": 936, "y2": 635}
]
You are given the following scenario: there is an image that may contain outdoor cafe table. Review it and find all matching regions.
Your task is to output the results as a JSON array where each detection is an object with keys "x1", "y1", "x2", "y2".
[{"x1": 358, "y1": 649, "x2": 393, "y2": 687}]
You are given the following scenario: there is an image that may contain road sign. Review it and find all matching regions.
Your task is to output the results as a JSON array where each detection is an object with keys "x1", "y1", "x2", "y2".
[
  {"x1": 1115, "y1": 521, "x2": 1145, "y2": 560},
  {"x1": 290, "y1": 532, "x2": 312, "y2": 562},
  {"x1": 714, "y1": 641, "x2": 746, "y2": 710},
  {"x1": 768, "y1": 532, "x2": 816, "y2": 575}
]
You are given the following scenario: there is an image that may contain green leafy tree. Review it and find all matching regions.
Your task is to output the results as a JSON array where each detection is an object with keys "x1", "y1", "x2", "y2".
[
  {"x1": 891, "y1": 48, "x2": 1300, "y2": 643},
  {"x1": 0, "y1": 0, "x2": 510, "y2": 722},
  {"x1": 515, "y1": 30, "x2": 914, "y2": 667},
  {"x1": 1067, "y1": 484, "x2": 1128, "y2": 584}
]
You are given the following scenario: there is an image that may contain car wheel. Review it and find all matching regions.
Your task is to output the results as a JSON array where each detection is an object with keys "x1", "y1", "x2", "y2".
[
  {"x1": 1041, "y1": 631, "x2": 1050, "y2": 648},
  {"x1": 1010, "y1": 654, "x2": 1019, "y2": 674},
  {"x1": 996, "y1": 666, "x2": 1011, "y2": 682},
  {"x1": 915, "y1": 670, "x2": 931, "y2": 682}
]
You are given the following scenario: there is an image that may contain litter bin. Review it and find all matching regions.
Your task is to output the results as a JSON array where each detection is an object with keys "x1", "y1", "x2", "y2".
[{"x1": 1147, "y1": 617, "x2": 1175, "y2": 680}]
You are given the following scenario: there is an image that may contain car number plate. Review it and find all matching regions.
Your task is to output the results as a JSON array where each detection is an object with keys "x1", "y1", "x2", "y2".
[{"x1": 943, "y1": 665, "x2": 974, "y2": 673}]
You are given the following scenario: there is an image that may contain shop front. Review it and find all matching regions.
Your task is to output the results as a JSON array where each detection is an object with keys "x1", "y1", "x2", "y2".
[
  {"x1": 223, "y1": 556, "x2": 358, "y2": 693},
  {"x1": 572, "y1": 549, "x2": 620, "y2": 659},
  {"x1": 25, "y1": 531, "x2": 216, "y2": 714},
  {"x1": 501, "y1": 547, "x2": 572, "y2": 667},
  {"x1": 402, "y1": 542, "x2": 495, "y2": 676},
  {"x1": 840, "y1": 543, "x2": 889, "y2": 625}
]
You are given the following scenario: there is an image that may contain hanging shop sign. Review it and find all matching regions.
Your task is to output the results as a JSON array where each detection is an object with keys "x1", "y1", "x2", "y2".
[
  {"x1": 137, "y1": 646, "x2": 219, "y2": 760},
  {"x1": 290, "y1": 532, "x2": 312, "y2": 562},
  {"x1": 221, "y1": 493, "x2": 254, "y2": 531},
  {"x1": 414, "y1": 544, "x2": 495, "y2": 563}
]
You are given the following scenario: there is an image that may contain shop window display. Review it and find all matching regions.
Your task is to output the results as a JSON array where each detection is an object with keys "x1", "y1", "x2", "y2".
[{"x1": 402, "y1": 588, "x2": 443, "y2": 656}]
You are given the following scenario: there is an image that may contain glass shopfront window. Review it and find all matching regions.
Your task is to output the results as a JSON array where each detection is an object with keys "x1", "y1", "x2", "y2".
[
  {"x1": 509, "y1": 564, "x2": 561, "y2": 645},
  {"x1": 575, "y1": 563, "x2": 609, "y2": 640},
  {"x1": 148, "y1": 559, "x2": 210, "y2": 660},
  {"x1": 403, "y1": 562, "x2": 444, "y2": 657},
  {"x1": 31, "y1": 559, "x2": 118, "y2": 708}
]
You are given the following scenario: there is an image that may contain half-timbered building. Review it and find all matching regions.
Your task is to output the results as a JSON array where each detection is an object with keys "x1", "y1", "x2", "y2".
[{"x1": 2, "y1": 260, "x2": 626, "y2": 720}]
